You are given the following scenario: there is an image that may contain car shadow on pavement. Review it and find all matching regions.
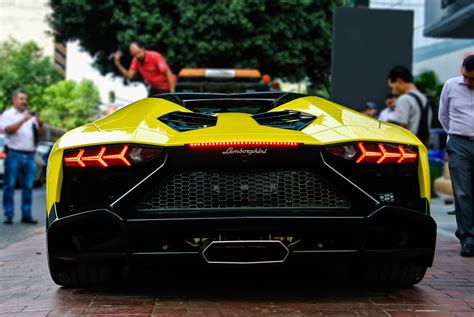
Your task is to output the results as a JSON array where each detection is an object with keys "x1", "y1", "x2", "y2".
[{"x1": 77, "y1": 264, "x2": 407, "y2": 299}]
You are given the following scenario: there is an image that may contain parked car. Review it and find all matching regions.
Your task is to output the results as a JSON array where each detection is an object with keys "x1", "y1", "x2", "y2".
[
  {"x1": 0, "y1": 135, "x2": 46, "y2": 187},
  {"x1": 46, "y1": 92, "x2": 436, "y2": 288}
]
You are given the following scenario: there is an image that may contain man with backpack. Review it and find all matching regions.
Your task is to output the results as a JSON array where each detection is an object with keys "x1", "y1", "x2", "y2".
[{"x1": 387, "y1": 66, "x2": 431, "y2": 145}]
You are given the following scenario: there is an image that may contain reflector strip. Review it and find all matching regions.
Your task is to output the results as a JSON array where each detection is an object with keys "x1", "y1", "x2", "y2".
[
  {"x1": 377, "y1": 144, "x2": 402, "y2": 164},
  {"x1": 188, "y1": 141, "x2": 300, "y2": 148},
  {"x1": 356, "y1": 142, "x2": 382, "y2": 163}
]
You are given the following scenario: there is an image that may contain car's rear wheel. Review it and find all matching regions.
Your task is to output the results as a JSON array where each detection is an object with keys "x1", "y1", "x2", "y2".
[
  {"x1": 364, "y1": 263, "x2": 428, "y2": 286},
  {"x1": 50, "y1": 263, "x2": 123, "y2": 288}
]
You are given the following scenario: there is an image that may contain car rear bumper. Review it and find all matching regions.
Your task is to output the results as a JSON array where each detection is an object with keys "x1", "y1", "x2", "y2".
[{"x1": 47, "y1": 203, "x2": 437, "y2": 269}]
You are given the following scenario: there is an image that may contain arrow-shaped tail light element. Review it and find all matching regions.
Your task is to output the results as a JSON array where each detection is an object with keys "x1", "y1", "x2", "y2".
[
  {"x1": 64, "y1": 149, "x2": 86, "y2": 167},
  {"x1": 81, "y1": 147, "x2": 108, "y2": 167},
  {"x1": 64, "y1": 145, "x2": 137, "y2": 168},
  {"x1": 332, "y1": 142, "x2": 419, "y2": 164},
  {"x1": 356, "y1": 142, "x2": 382, "y2": 163},
  {"x1": 103, "y1": 145, "x2": 131, "y2": 166},
  {"x1": 398, "y1": 145, "x2": 418, "y2": 163},
  {"x1": 377, "y1": 144, "x2": 402, "y2": 164},
  {"x1": 354, "y1": 142, "x2": 418, "y2": 164}
]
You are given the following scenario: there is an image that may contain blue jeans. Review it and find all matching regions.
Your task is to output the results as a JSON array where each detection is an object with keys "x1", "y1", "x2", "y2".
[{"x1": 3, "y1": 150, "x2": 36, "y2": 219}]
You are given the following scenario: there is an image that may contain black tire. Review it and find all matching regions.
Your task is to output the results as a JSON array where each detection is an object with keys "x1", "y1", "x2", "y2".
[
  {"x1": 50, "y1": 263, "x2": 122, "y2": 288},
  {"x1": 364, "y1": 263, "x2": 428, "y2": 286}
]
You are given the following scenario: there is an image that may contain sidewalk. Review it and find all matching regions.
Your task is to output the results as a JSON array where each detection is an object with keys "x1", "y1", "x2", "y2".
[{"x1": 1, "y1": 206, "x2": 473, "y2": 316}]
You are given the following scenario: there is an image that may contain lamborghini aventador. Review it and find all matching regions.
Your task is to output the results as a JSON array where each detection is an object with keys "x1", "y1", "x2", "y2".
[{"x1": 46, "y1": 92, "x2": 436, "y2": 287}]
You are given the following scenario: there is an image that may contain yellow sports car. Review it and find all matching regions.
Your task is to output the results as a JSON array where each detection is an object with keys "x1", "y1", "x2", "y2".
[{"x1": 46, "y1": 92, "x2": 436, "y2": 287}]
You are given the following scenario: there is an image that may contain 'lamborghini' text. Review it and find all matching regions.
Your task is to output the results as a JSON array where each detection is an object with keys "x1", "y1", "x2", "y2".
[{"x1": 222, "y1": 147, "x2": 268, "y2": 155}]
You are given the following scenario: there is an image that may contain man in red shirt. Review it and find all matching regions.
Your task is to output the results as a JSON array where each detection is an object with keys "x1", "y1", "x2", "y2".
[{"x1": 114, "y1": 42, "x2": 175, "y2": 96}]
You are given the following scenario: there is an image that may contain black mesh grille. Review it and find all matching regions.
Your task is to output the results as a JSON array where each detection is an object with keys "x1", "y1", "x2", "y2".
[{"x1": 137, "y1": 169, "x2": 351, "y2": 211}]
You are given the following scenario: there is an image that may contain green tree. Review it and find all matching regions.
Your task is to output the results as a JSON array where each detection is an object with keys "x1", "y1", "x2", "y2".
[
  {"x1": 0, "y1": 39, "x2": 62, "y2": 111},
  {"x1": 49, "y1": 0, "x2": 348, "y2": 88},
  {"x1": 414, "y1": 70, "x2": 443, "y2": 128},
  {"x1": 40, "y1": 80, "x2": 100, "y2": 130}
]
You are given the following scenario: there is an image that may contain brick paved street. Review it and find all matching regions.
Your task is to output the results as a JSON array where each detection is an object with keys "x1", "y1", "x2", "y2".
[{"x1": 1, "y1": 226, "x2": 473, "y2": 316}]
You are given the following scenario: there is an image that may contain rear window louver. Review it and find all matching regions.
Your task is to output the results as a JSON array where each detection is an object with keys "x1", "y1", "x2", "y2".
[
  {"x1": 252, "y1": 110, "x2": 316, "y2": 131},
  {"x1": 158, "y1": 111, "x2": 217, "y2": 132}
]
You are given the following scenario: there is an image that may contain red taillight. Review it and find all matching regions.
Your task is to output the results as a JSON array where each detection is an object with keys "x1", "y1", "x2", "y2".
[
  {"x1": 397, "y1": 145, "x2": 418, "y2": 163},
  {"x1": 64, "y1": 149, "x2": 86, "y2": 167},
  {"x1": 103, "y1": 145, "x2": 131, "y2": 166},
  {"x1": 355, "y1": 143, "x2": 382, "y2": 163},
  {"x1": 327, "y1": 142, "x2": 418, "y2": 164},
  {"x1": 188, "y1": 141, "x2": 300, "y2": 148},
  {"x1": 81, "y1": 147, "x2": 108, "y2": 167},
  {"x1": 0, "y1": 151, "x2": 7, "y2": 160},
  {"x1": 64, "y1": 144, "x2": 160, "y2": 168}
]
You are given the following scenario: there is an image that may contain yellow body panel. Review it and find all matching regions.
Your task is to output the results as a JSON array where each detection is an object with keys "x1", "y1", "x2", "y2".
[{"x1": 46, "y1": 95, "x2": 430, "y2": 215}]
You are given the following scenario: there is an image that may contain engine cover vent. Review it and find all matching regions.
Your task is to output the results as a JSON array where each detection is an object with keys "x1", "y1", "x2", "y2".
[
  {"x1": 252, "y1": 110, "x2": 316, "y2": 131},
  {"x1": 158, "y1": 111, "x2": 217, "y2": 132}
]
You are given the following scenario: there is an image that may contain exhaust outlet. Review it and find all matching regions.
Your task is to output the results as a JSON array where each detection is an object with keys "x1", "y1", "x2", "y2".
[{"x1": 202, "y1": 240, "x2": 289, "y2": 264}]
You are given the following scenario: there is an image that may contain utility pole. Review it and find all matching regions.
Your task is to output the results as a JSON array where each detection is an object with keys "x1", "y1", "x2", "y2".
[{"x1": 54, "y1": 42, "x2": 67, "y2": 78}]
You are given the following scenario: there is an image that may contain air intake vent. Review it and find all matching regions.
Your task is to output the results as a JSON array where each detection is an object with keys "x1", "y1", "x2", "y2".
[
  {"x1": 158, "y1": 111, "x2": 217, "y2": 132},
  {"x1": 252, "y1": 110, "x2": 316, "y2": 131}
]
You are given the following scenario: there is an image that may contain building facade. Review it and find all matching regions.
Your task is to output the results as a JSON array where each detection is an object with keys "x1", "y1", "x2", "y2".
[
  {"x1": 371, "y1": 0, "x2": 474, "y2": 82},
  {"x1": 0, "y1": 0, "x2": 54, "y2": 57}
]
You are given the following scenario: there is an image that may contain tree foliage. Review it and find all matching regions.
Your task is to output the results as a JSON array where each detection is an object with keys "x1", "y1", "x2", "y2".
[
  {"x1": 414, "y1": 70, "x2": 443, "y2": 128},
  {"x1": 49, "y1": 0, "x2": 348, "y2": 87},
  {"x1": 0, "y1": 39, "x2": 62, "y2": 111},
  {"x1": 40, "y1": 80, "x2": 100, "y2": 130},
  {"x1": 0, "y1": 40, "x2": 99, "y2": 130}
]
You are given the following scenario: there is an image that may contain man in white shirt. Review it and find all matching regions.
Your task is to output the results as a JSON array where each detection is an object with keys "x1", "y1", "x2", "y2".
[
  {"x1": 1, "y1": 89, "x2": 43, "y2": 225},
  {"x1": 378, "y1": 93, "x2": 397, "y2": 122}
]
